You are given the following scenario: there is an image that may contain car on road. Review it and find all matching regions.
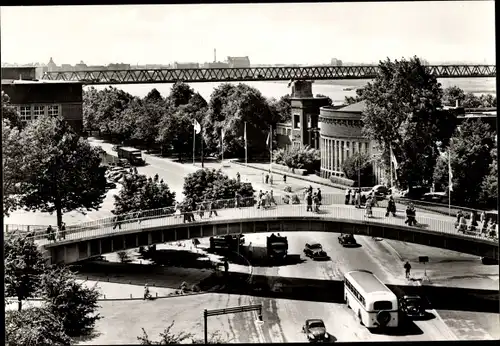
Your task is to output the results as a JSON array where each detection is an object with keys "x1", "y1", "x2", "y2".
[
  {"x1": 399, "y1": 295, "x2": 426, "y2": 319},
  {"x1": 302, "y1": 319, "x2": 329, "y2": 343},
  {"x1": 338, "y1": 233, "x2": 357, "y2": 247},
  {"x1": 371, "y1": 184, "x2": 390, "y2": 198},
  {"x1": 112, "y1": 145, "x2": 121, "y2": 152},
  {"x1": 303, "y1": 243, "x2": 329, "y2": 260},
  {"x1": 420, "y1": 192, "x2": 448, "y2": 204}
]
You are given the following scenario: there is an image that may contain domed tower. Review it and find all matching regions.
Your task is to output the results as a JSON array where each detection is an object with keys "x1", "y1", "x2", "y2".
[{"x1": 47, "y1": 57, "x2": 57, "y2": 72}]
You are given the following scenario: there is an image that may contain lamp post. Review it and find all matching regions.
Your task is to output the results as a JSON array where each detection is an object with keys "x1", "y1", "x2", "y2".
[{"x1": 203, "y1": 304, "x2": 263, "y2": 343}]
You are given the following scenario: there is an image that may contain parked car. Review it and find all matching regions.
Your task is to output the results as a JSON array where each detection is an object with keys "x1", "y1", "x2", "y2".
[
  {"x1": 338, "y1": 233, "x2": 357, "y2": 247},
  {"x1": 401, "y1": 186, "x2": 429, "y2": 199},
  {"x1": 399, "y1": 295, "x2": 426, "y2": 319},
  {"x1": 304, "y1": 243, "x2": 326, "y2": 258},
  {"x1": 371, "y1": 184, "x2": 390, "y2": 198},
  {"x1": 302, "y1": 319, "x2": 329, "y2": 343},
  {"x1": 421, "y1": 192, "x2": 448, "y2": 204}
]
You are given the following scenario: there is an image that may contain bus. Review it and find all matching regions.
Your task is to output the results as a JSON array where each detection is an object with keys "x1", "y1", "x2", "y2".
[{"x1": 344, "y1": 270, "x2": 399, "y2": 330}]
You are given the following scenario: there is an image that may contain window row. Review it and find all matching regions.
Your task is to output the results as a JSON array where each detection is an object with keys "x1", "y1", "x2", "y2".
[
  {"x1": 345, "y1": 279, "x2": 366, "y2": 307},
  {"x1": 18, "y1": 104, "x2": 60, "y2": 123},
  {"x1": 277, "y1": 127, "x2": 292, "y2": 136}
]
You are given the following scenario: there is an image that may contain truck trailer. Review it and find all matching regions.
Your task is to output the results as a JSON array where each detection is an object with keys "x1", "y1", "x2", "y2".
[
  {"x1": 267, "y1": 234, "x2": 288, "y2": 260},
  {"x1": 117, "y1": 147, "x2": 145, "y2": 166}
]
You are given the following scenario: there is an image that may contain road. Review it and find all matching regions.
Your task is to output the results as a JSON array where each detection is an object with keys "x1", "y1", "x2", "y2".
[{"x1": 75, "y1": 231, "x2": 497, "y2": 344}]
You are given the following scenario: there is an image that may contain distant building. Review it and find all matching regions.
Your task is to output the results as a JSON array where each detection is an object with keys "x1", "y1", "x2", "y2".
[
  {"x1": 107, "y1": 63, "x2": 130, "y2": 70},
  {"x1": 227, "y1": 56, "x2": 250, "y2": 68},
  {"x1": 330, "y1": 58, "x2": 343, "y2": 66},
  {"x1": 75, "y1": 61, "x2": 88, "y2": 70},
  {"x1": 47, "y1": 57, "x2": 58, "y2": 72},
  {"x1": 202, "y1": 61, "x2": 229, "y2": 68},
  {"x1": 61, "y1": 64, "x2": 74, "y2": 71},
  {"x1": 1, "y1": 67, "x2": 83, "y2": 133},
  {"x1": 173, "y1": 62, "x2": 200, "y2": 69},
  {"x1": 87, "y1": 65, "x2": 107, "y2": 70}
]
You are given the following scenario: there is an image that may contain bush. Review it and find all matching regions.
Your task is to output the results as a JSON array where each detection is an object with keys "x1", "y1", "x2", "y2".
[
  {"x1": 117, "y1": 250, "x2": 131, "y2": 263},
  {"x1": 273, "y1": 145, "x2": 320, "y2": 172},
  {"x1": 342, "y1": 152, "x2": 374, "y2": 187},
  {"x1": 284, "y1": 185, "x2": 292, "y2": 193},
  {"x1": 329, "y1": 175, "x2": 355, "y2": 187}
]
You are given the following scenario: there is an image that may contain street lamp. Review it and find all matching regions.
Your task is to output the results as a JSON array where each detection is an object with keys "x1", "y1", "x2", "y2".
[{"x1": 203, "y1": 304, "x2": 263, "y2": 343}]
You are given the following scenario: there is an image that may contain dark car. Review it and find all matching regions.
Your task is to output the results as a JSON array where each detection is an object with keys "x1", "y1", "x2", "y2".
[
  {"x1": 399, "y1": 295, "x2": 426, "y2": 319},
  {"x1": 338, "y1": 233, "x2": 357, "y2": 247},
  {"x1": 302, "y1": 319, "x2": 329, "y2": 343},
  {"x1": 304, "y1": 243, "x2": 327, "y2": 259},
  {"x1": 421, "y1": 192, "x2": 448, "y2": 204}
]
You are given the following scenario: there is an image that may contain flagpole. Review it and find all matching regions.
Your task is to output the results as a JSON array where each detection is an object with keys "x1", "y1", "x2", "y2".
[
  {"x1": 201, "y1": 125, "x2": 204, "y2": 168},
  {"x1": 244, "y1": 122, "x2": 248, "y2": 167},
  {"x1": 221, "y1": 129, "x2": 224, "y2": 168},
  {"x1": 448, "y1": 149, "x2": 451, "y2": 216},
  {"x1": 269, "y1": 125, "x2": 273, "y2": 181},
  {"x1": 390, "y1": 144, "x2": 394, "y2": 189},
  {"x1": 193, "y1": 124, "x2": 196, "y2": 166}
]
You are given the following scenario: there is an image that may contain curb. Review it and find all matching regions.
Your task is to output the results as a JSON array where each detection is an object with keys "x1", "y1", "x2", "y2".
[{"x1": 230, "y1": 160, "x2": 346, "y2": 190}]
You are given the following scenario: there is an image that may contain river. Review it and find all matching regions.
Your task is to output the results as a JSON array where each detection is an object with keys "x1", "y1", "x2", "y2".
[{"x1": 90, "y1": 78, "x2": 496, "y2": 105}]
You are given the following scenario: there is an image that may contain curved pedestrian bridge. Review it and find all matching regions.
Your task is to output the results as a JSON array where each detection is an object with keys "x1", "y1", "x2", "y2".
[{"x1": 9, "y1": 203, "x2": 497, "y2": 264}]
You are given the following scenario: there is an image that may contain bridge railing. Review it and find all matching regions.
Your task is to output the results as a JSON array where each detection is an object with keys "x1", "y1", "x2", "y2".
[{"x1": 20, "y1": 203, "x2": 498, "y2": 245}]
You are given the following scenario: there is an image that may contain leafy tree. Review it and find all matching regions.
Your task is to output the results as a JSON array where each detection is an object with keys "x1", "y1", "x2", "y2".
[
  {"x1": 82, "y1": 87, "x2": 101, "y2": 132},
  {"x1": 93, "y1": 87, "x2": 134, "y2": 137},
  {"x1": 442, "y1": 86, "x2": 465, "y2": 107},
  {"x1": 269, "y1": 94, "x2": 292, "y2": 123},
  {"x1": 183, "y1": 168, "x2": 254, "y2": 204},
  {"x1": 433, "y1": 119, "x2": 495, "y2": 207},
  {"x1": 157, "y1": 105, "x2": 197, "y2": 161},
  {"x1": 273, "y1": 145, "x2": 320, "y2": 172},
  {"x1": 138, "y1": 321, "x2": 225, "y2": 344},
  {"x1": 342, "y1": 152, "x2": 374, "y2": 187},
  {"x1": 361, "y1": 56, "x2": 456, "y2": 190},
  {"x1": 19, "y1": 116, "x2": 107, "y2": 229},
  {"x1": 113, "y1": 170, "x2": 176, "y2": 215},
  {"x1": 461, "y1": 92, "x2": 482, "y2": 108},
  {"x1": 344, "y1": 88, "x2": 365, "y2": 105},
  {"x1": 480, "y1": 147, "x2": 497, "y2": 208},
  {"x1": 2, "y1": 120, "x2": 27, "y2": 216},
  {"x1": 479, "y1": 94, "x2": 496, "y2": 108},
  {"x1": 109, "y1": 96, "x2": 140, "y2": 143},
  {"x1": 315, "y1": 94, "x2": 333, "y2": 107},
  {"x1": 169, "y1": 82, "x2": 195, "y2": 107},
  {"x1": 132, "y1": 100, "x2": 164, "y2": 148},
  {"x1": 4, "y1": 232, "x2": 46, "y2": 311},
  {"x1": 40, "y1": 266, "x2": 101, "y2": 337},
  {"x1": 144, "y1": 88, "x2": 164, "y2": 104},
  {"x1": 2, "y1": 91, "x2": 22, "y2": 129},
  {"x1": 204, "y1": 83, "x2": 275, "y2": 158},
  {"x1": 6, "y1": 307, "x2": 71, "y2": 346}
]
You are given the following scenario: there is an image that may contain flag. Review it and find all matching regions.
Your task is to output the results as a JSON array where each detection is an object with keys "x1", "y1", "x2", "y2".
[
  {"x1": 390, "y1": 145, "x2": 398, "y2": 170},
  {"x1": 221, "y1": 129, "x2": 225, "y2": 142},
  {"x1": 266, "y1": 132, "x2": 271, "y2": 147},
  {"x1": 244, "y1": 122, "x2": 247, "y2": 143},
  {"x1": 448, "y1": 151, "x2": 453, "y2": 192},
  {"x1": 193, "y1": 120, "x2": 201, "y2": 134}
]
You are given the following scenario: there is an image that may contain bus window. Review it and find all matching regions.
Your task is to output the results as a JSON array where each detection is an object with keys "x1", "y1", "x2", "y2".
[{"x1": 373, "y1": 301, "x2": 393, "y2": 310}]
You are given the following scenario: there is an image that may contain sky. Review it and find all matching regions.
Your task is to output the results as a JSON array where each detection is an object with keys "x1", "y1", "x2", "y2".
[{"x1": 0, "y1": 2, "x2": 496, "y2": 66}]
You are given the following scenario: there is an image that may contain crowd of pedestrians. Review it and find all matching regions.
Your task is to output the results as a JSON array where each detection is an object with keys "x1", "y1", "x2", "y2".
[{"x1": 455, "y1": 210, "x2": 498, "y2": 238}]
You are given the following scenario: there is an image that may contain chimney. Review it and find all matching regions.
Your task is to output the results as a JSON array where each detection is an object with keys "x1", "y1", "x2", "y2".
[
  {"x1": 455, "y1": 99, "x2": 460, "y2": 108},
  {"x1": 214, "y1": 48, "x2": 216, "y2": 63}
]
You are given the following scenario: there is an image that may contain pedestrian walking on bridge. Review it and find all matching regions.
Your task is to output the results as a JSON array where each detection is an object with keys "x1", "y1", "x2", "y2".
[
  {"x1": 283, "y1": 174, "x2": 287, "y2": 184},
  {"x1": 345, "y1": 189, "x2": 351, "y2": 205},
  {"x1": 306, "y1": 192, "x2": 313, "y2": 212},
  {"x1": 404, "y1": 261, "x2": 412, "y2": 279},
  {"x1": 236, "y1": 172, "x2": 241, "y2": 183}
]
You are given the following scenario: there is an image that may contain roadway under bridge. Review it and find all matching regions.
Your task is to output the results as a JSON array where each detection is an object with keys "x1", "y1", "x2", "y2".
[{"x1": 41, "y1": 65, "x2": 497, "y2": 84}]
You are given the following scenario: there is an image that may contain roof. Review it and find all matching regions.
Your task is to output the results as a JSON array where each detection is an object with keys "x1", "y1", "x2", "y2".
[
  {"x1": 346, "y1": 270, "x2": 392, "y2": 294},
  {"x1": 119, "y1": 147, "x2": 141, "y2": 152},
  {"x1": 1, "y1": 79, "x2": 82, "y2": 85},
  {"x1": 338, "y1": 100, "x2": 367, "y2": 113}
]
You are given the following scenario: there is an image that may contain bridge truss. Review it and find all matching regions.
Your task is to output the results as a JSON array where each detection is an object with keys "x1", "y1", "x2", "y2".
[{"x1": 41, "y1": 65, "x2": 496, "y2": 84}]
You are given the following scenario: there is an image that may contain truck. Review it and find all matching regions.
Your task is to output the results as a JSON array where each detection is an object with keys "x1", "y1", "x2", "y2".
[
  {"x1": 209, "y1": 234, "x2": 245, "y2": 251},
  {"x1": 117, "y1": 146, "x2": 145, "y2": 166},
  {"x1": 267, "y1": 233, "x2": 288, "y2": 260}
]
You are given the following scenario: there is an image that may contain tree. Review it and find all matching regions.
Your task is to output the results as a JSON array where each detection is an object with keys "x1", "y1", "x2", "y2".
[
  {"x1": 273, "y1": 145, "x2": 320, "y2": 172},
  {"x1": 93, "y1": 87, "x2": 134, "y2": 138},
  {"x1": 461, "y1": 92, "x2": 482, "y2": 108},
  {"x1": 4, "y1": 232, "x2": 46, "y2": 311},
  {"x1": 315, "y1": 94, "x2": 333, "y2": 107},
  {"x1": 144, "y1": 88, "x2": 164, "y2": 104},
  {"x1": 2, "y1": 120, "x2": 27, "y2": 216},
  {"x1": 2, "y1": 91, "x2": 22, "y2": 129},
  {"x1": 82, "y1": 87, "x2": 101, "y2": 132},
  {"x1": 19, "y1": 116, "x2": 107, "y2": 229},
  {"x1": 169, "y1": 82, "x2": 195, "y2": 107},
  {"x1": 434, "y1": 119, "x2": 495, "y2": 207},
  {"x1": 361, "y1": 56, "x2": 456, "y2": 190},
  {"x1": 204, "y1": 83, "x2": 275, "y2": 158},
  {"x1": 138, "y1": 321, "x2": 225, "y2": 344},
  {"x1": 132, "y1": 100, "x2": 164, "y2": 149},
  {"x1": 183, "y1": 168, "x2": 254, "y2": 204},
  {"x1": 40, "y1": 266, "x2": 102, "y2": 337},
  {"x1": 442, "y1": 86, "x2": 465, "y2": 107},
  {"x1": 6, "y1": 307, "x2": 71, "y2": 346},
  {"x1": 480, "y1": 147, "x2": 497, "y2": 208},
  {"x1": 269, "y1": 94, "x2": 292, "y2": 123},
  {"x1": 479, "y1": 94, "x2": 496, "y2": 108},
  {"x1": 113, "y1": 170, "x2": 176, "y2": 215},
  {"x1": 342, "y1": 152, "x2": 374, "y2": 187},
  {"x1": 157, "y1": 105, "x2": 197, "y2": 161},
  {"x1": 344, "y1": 88, "x2": 365, "y2": 105}
]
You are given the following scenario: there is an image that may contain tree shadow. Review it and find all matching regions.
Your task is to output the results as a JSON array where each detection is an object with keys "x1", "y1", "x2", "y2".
[
  {"x1": 71, "y1": 330, "x2": 103, "y2": 344},
  {"x1": 139, "y1": 249, "x2": 213, "y2": 269},
  {"x1": 205, "y1": 245, "x2": 306, "y2": 267},
  {"x1": 369, "y1": 321, "x2": 423, "y2": 336}
]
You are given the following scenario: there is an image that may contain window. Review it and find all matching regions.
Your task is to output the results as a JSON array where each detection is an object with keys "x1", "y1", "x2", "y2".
[
  {"x1": 287, "y1": 129, "x2": 291, "y2": 136},
  {"x1": 32, "y1": 105, "x2": 45, "y2": 120},
  {"x1": 373, "y1": 301, "x2": 392, "y2": 310},
  {"x1": 47, "y1": 105, "x2": 60, "y2": 117},
  {"x1": 19, "y1": 106, "x2": 31, "y2": 123},
  {"x1": 345, "y1": 279, "x2": 366, "y2": 306}
]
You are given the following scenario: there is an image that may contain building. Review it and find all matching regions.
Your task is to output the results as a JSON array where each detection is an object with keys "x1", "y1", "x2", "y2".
[
  {"x1": 330, "y1": 58, "x2": 343, "y2": 66},
  {"x1": 47, "y1": 57, "x2": 58, "y2": 71},
  {"x1": 107, "y1": 63, "x2": 131, "y2": 70},
  {"x1": 173, "y1": 62, "x2": 200, "y2": 69},
  {"x1": 319, "y1": 100, "x2": 384, "y2": 184},
  {"x1": 75, "y1": 61, "x2": 88, "y2": 70},
  {"x1": 202, "y1": 61, "x2": 230, "y2": 68},
  {"x1": 227, "y1": 56, "x2": 250, "y2": 68},
  {"x1": 1, "y1": 67, "x2": 84, "y2": 133}
]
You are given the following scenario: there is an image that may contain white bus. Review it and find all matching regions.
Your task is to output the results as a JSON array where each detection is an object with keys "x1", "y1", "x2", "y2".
[{"x1": 344, "y1": 270, "x2": 399, "y2": 329}]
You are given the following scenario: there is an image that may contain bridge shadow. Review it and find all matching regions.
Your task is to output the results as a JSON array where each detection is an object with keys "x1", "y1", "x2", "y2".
[
  {"x1": 198, "y1": 272, "x2": 499, "y2": 315},
  {"x1": 138, "y1": 248, "x2": 214, "y2": 269}
]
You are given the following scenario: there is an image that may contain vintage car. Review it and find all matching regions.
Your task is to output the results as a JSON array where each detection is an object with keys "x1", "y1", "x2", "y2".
[
  {"x1": 399, "y1": 295, "x2": 426, "y2": 319},
  {"x1": 338, "y1": 233, "x2": 358, "y2": 247},
  {"x1": 302, "y1": 319, "x2": 329, "y2": 343},
  {"x1": 304, "y1": 243, "x2": 329, "y2": 260}
]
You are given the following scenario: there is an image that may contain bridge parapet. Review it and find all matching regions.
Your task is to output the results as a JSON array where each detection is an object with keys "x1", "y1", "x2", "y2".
[{"x1": 19, "y1": 204, "x2": 497, "y2": 248}]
